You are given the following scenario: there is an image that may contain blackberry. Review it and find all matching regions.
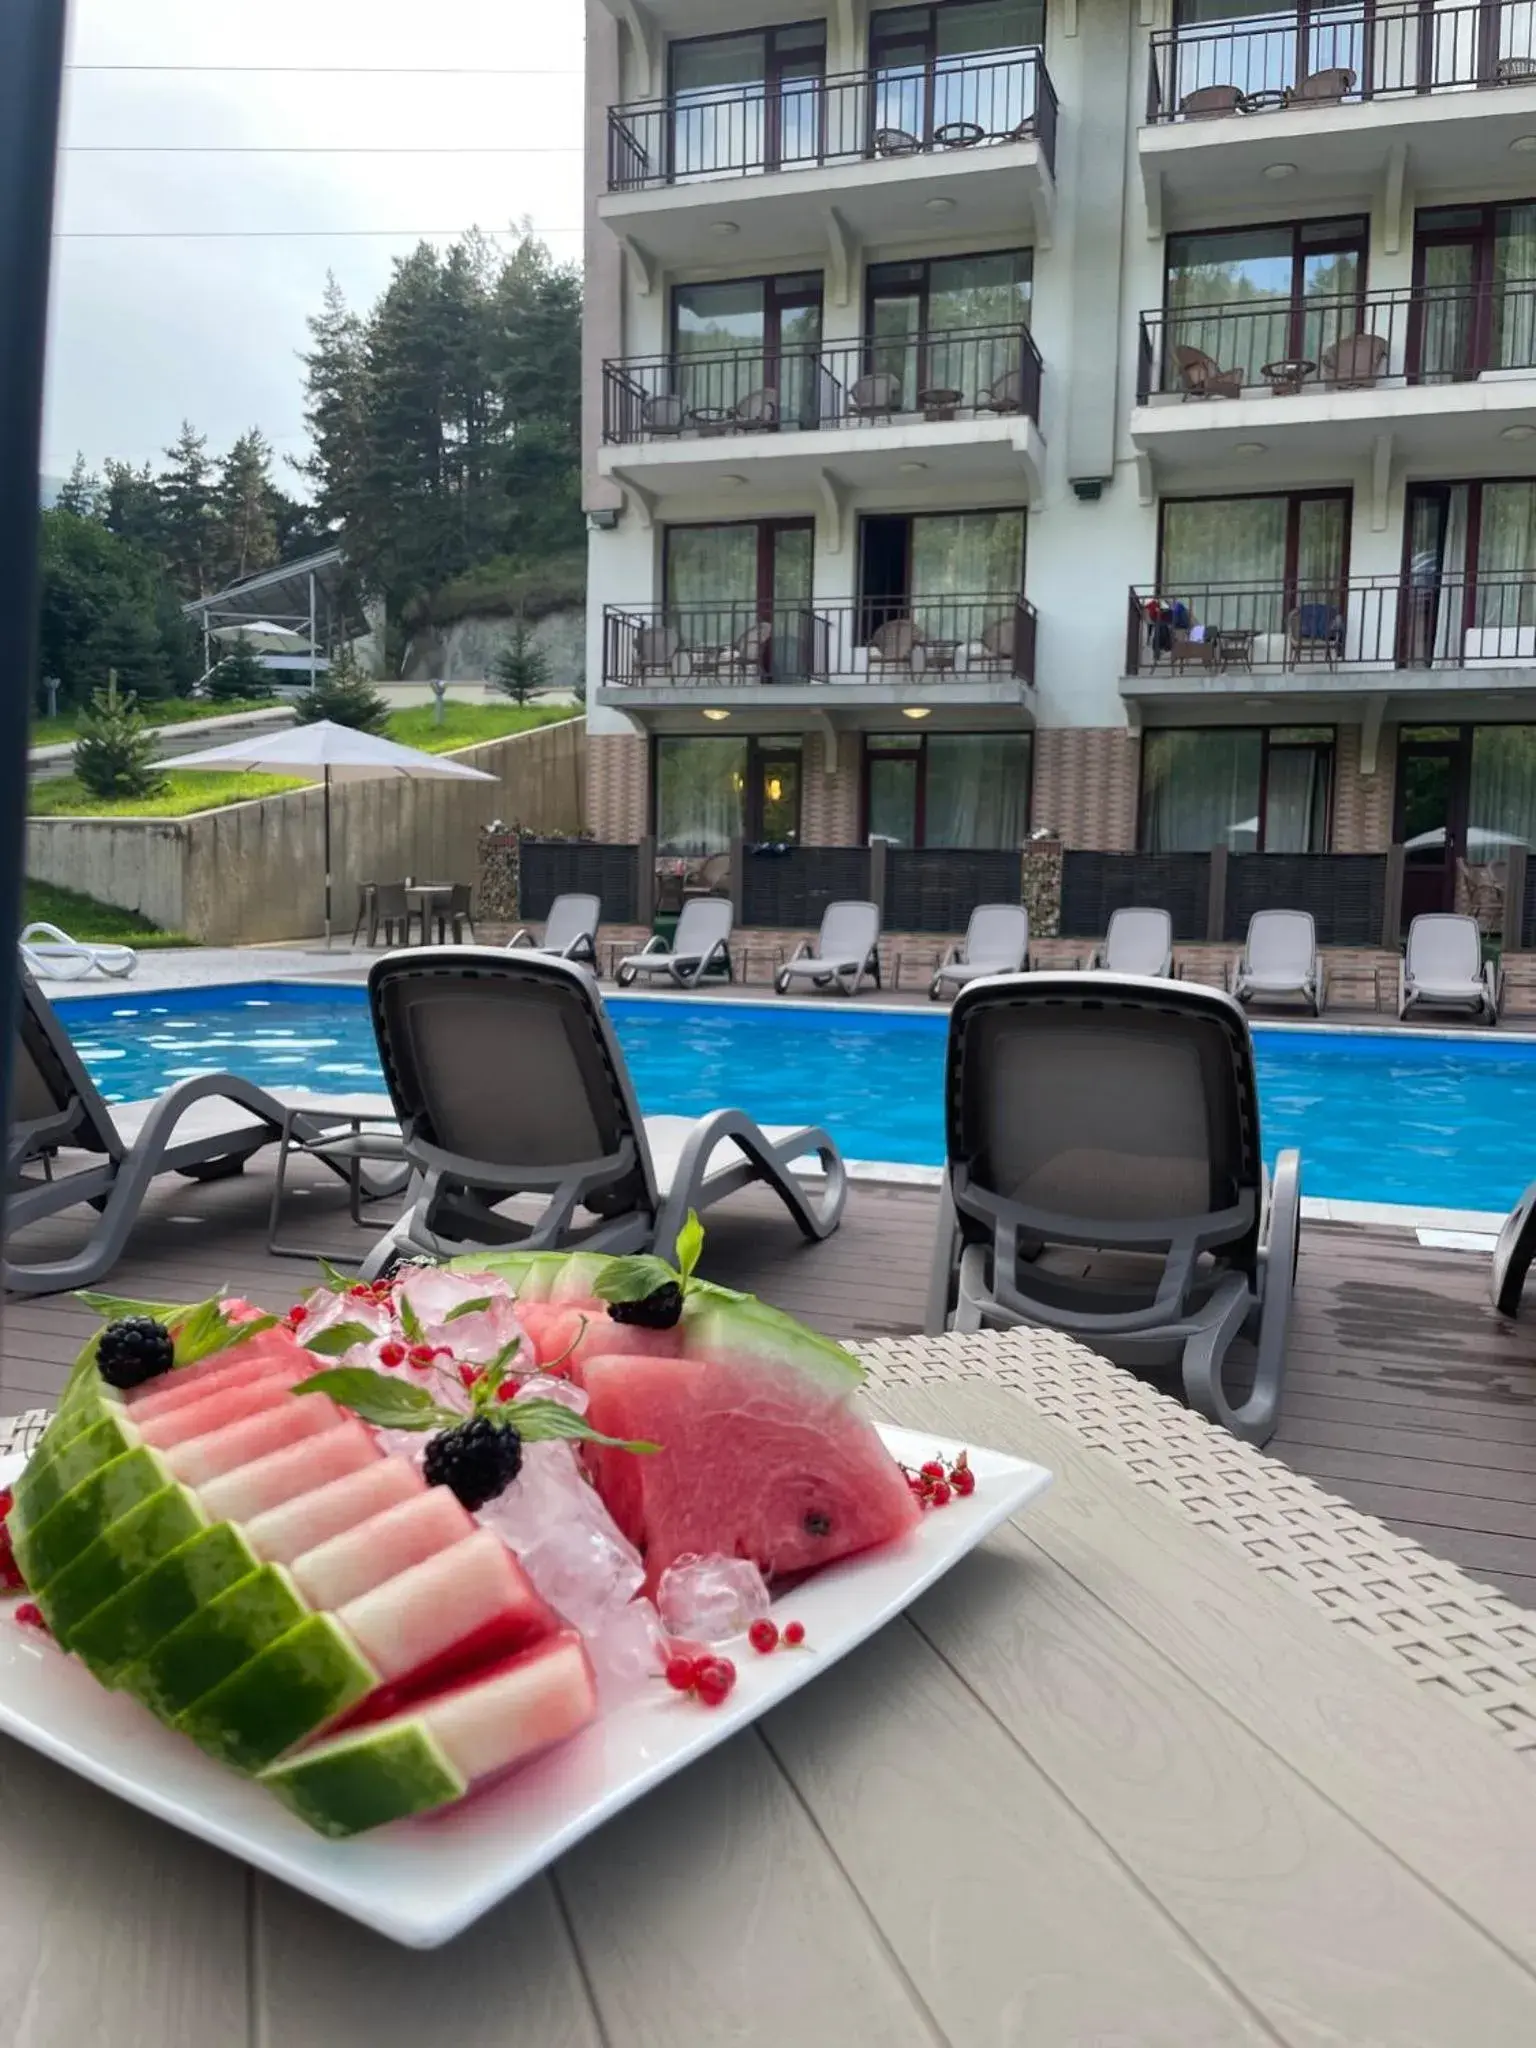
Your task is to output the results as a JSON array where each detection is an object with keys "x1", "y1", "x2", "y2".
[
  {"x1": 607, "y1": 1281, "x2": 684, "y2": 1330},
  {"x1": 424, "y1": 1415, "x2": 523, "y2": 1511},
  {"x1": 97, "y1": 1316, "x2": 176, "y2": 1391}
]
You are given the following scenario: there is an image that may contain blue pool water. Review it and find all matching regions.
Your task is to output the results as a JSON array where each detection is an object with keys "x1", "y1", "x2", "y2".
[{"x1": 56, "y1": 982, "x2": 1536, "y2": 1214}]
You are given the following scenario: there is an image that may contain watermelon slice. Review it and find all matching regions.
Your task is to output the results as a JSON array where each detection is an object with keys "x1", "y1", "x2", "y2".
[
  {"x1": 161, "y1": 1395, "x2": 344, "y2": 1486},
  {"x1": 197, "y1": 1421, "x2": 379, "y2": 1523},
  {"x1": 134, "y1": 1371, "x2": 308, "y2": 1451},
  {"x1": 126, "y1": 1340, "x2": 304, "y2": 1423},
  {"x1": 241, "y1": 1460, "x2": 423, "y2": 1565},
  {"x1": 288, "y1": 1490, "x2": 474, "y2": 1610}
]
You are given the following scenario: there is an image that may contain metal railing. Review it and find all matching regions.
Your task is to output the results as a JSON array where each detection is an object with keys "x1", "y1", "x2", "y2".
[
  {"x1": 1127, "y1": 575, "x2": 1536, "y2": 675},
  {"x1": 1137, "y1": 284, "x2": 1536, "y2": 400},
  {"x1": 607, "y1": 50, "x2": 1056, "y2": 189},
  {"x1": 1147, "y1": 2, "x2": 1536, "y2": 122},
  {"x1": 603, "y1": 595, "x2": 1037, "y2": 689},
  {"x1": 603, "y1": 323, "x2": 1041, "y2": 444}
]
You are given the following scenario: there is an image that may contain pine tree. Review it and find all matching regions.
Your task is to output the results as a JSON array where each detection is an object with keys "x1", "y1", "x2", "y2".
[
  {"x1": 298, "y1": 275, "x2": 370, "y2": 547},
  {"x1": 100, "y1": 459, "x2": 165, "y2": 556},
  {"x1": 208, "y1": 631, "x2": 273, "y2": 701},
  {"x1": 491, "y1": 617, "x2": 552, "y2": 704},
  {"x1": 295, "y1": 646, "x2": 389, "y2": 733},
  {"x1": 73, "y1": 675, "x2": 166, "y2": 801},
  {"x1": 55, "y1": 453, "x2": 100, "y2": 518},
  {"x1": 86, "y1": 601, "x2": 168, "y2": 701},
  {"x1": 215, "y1": 429, "x2": 279, "y2": 585},
  {"x1": 159, "y1": 421, "x2": 216, "y2": 596}
]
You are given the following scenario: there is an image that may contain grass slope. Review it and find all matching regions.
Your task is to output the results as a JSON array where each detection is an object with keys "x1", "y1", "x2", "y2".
[
  {"x1": 29, "y1": 698, "x2": 277, "y2": 749},
  {"x1": 22, "y1": 880, "x2": 191, "y2": 948}
]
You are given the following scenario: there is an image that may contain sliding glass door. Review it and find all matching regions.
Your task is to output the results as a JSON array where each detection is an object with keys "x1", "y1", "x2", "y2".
[
  {"x1": 672, "y1": 275, "x2": 823, "y2": 427},
  {"x1": 858, "y1": 507, "x2": 1026, "y2": 647},
  {"x1": 668, "y1": 24, "x2": 827, "y2": 181},
  {"x1": 1412, "y1": 203, "x2": 1536, "y2": 382},
  {"x1": 870, "y1": 0, "x2": 1043, "y2": 146},
  {"x1": 1163, "y1": 216, "x2": 1366, "y2": 391},
  {"x1": 864, "y1": 731, "x2": 1031, "y2": 846},
  {"x1": 1158, "y1": 490, "x2": 1348, "y2": 638},
  {"x1": 1403, "y1": 479, "x2": 1536, "y2": 663},
  {"x1": 867, "y1": 248, "x2": 1032, "y2": 407},
  {"x1": 664, "y1": 520, "x2": 815, "y2": 678}
]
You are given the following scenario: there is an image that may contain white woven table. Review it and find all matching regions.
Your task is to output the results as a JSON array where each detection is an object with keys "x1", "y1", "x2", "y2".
[{"x1": 5, "y1": 1334, "x2": 1536, "y2": 2044}]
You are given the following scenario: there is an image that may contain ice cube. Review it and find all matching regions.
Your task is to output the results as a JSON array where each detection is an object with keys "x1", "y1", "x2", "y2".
[
  {"x1": 587, "y1": 1598, "x2": 666, "y2": 1706},
  {"x1": 397, "y1": 1266, "x2": 517, "y2": 1331},
  {"x1": 476, "y1": 1439, "x2": 644, "y2": 1634},
  {"x1": 657, "y1": 1555, "x2": 771, "y2": 1644}
]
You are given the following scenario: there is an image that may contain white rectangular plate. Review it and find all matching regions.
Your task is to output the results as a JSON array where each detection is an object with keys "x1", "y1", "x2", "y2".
[{"x1": 0, "y1": 1426, "x2": 1051, "y2": 1947}]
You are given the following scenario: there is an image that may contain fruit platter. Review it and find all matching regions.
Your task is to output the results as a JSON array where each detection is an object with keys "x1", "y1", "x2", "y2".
[{"x1": 0, "y1": 1222, "x2": 1052, "y2": 1946}]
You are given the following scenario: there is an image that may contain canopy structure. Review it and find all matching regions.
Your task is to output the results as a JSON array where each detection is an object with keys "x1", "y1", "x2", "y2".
[
  {"x1": 171, "y1": 720, "x2": 498, "y2": 944},
  {"x1": 183, "y1": 546, "x2": 356, "y2": 687},
  {"x1": 210, "y1": 619, "x2": 311, "y2": 655}
]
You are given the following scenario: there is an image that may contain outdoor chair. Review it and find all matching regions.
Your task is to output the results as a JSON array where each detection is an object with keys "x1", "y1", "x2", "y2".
[
  {"x1": 615, "y1": 894, "x2": 734, "y2": 990},
  {"x1": 873, "y1": 127, "x2": 921, "y2": 155},
  {"x1": 1496, "y1": 55, "x2": 1536, "y2": 83},
  {"x1": 640, "y1": 393, "x2": 684, "y2": 436},
  {"x1": 977, "y1": 367, "x2": 1027, "y2": 415},
  {"x1": 430, "y1": 883, "x2": 477, "y2": 945},
  {"x1": 4, "y1": 972, "x2": 400, "y2": 1297},
  {"x1": 776, "y1": 901, "x2": 883, "y2": 997},
  {"x1": 635, "y1": 624, "x2": 691, "y2": 683},
  {"x1": 1399, "y1": 912, "x2": 1501, "y2": 1024},
  {"x1": 1492, "y1": 1176, "x2": 1536, "y2": 1315},
  {"x1": 1168, "y1": 629, "x2": 1221, "y2": 670},
  {"x1": 507, "y1": 892, "x2": 601, "y2": 967},
  {"x1": 1178, "y1": 84, "x2": 1243, "y2": 118},
  {"x1": 1091, "y1": 906, "x2": 1174, "y2": 979},
  {"x1": 17, "y1": 921, "x2": 135, "y2": 980},
  {"x1": 1319, "y1": 332, "x2": 1388, "y2": 389},
  {"x1": 923, "y1": 972, "x2": 1302, "y2": 1446},
  {"x1": 372, "y1": 881, "x2": 413, "y2": 947},
  {"x1": 732, "y1": 387, "x2": 779, "y2": 432},
  {"x1": 350, "y1": 883, "x2": 378, "y2": 947},
  {"x1": 848, "y1": 371, "x2": 902, "y2": 423},
  {"x1": 1231, "y1": 909, "x2": 1324, "y2": 1016},
  {"x1": 359, "y1": 948, "x2": 845, "y2": 1273},
  {"x1": 973, "y1": 614, "x2": 1018, "y2": 674},
  {"x1": 929, "y1": 904, "x2": 1030, "y2": 999},
  {"x1": 1284, "y1": 67, "x2": 1355, "y2": 105},
  {"x1": 1285, "y1": 603, "x2": 1345, "y2": 666},
  {"x1": 866, "y1": 617, "x2": 928, "y2": 676},
  {"x1": 1173, "y1": 344, "x2": 1243, "y2": 399},
  {"x1": 713, "y1": 617, "x2": 772, "y2": 679}
]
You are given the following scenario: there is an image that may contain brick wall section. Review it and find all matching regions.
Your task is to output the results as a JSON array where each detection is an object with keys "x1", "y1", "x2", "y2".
[
  {"x1": 1032, "y1": 727, "x2": 1141, "y2": 850},
  {"x1": 801, "y1": 732, "x2": 860, "y2": 845},
  {"x1": 1332, "y1": 722, "x2": 1397, "y2": 853},
  {"x1": 587, "y1": 732, "x2": 649, "y2": 843}
]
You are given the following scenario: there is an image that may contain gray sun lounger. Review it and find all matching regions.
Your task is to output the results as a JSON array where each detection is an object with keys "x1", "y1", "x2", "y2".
[
  {"x1": 923, "y1": 972, "x2": 1302, "y2": 1446},
  {"x1": 776, "y1": 900, "x2": 883, "y2": 997},
  {"x1": 1231, "y1": 909, "x2": 1325, "y2": 1016},
  {"x1": 506, "y1": 893, "x2": 600, "y2": 968},
  {"x1": 1091, "y1": 906, "x2": 1174, "y2": 979},
  {"x1": 4, "y1": 973, "x2": 393, "y2": 1297},
  {"x1": 1399, "y1": 913, "x2": 1501, "y2": 1024},
  {"x1": 615, "y1": 895, "x2": 734, "y2": 990},
  {"x1": 360, "y1": 948, "x2": 845, "y2": 1273},
  {"x1": 929, "y1": 904, "x2": 1029, "y2": 999}
]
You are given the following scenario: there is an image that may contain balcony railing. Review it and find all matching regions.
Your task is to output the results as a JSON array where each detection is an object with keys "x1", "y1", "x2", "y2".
[
  {"x1": 1126, "y1": 576, "x2": 1536, "y2": 676},
  {"x1": 1136, "y1": 284, "x2": 1536, "y2": 401},
  {"x1": 607, "y1": 50, "x2": 1056, "y2": 190},
  {"x1": 603, "y1": 324, "x2": 1041, "y2": 445},
  {"x1": 603, "y1": 596, "x2": 1037, "y2": 689},
  {"x1": 1147, "y1": 1, "x2": 1536, "y2": 122}
]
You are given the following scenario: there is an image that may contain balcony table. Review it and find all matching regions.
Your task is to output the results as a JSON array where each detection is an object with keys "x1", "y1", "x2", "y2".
[
  {"x1": 686, "y1": 406, "x2": 734, "y2": 436},
  {"x1": 917, "y1": 385, "x2": 964, "y2": 421},
  {"x1": 1212, "y1": 626, "x2": 1255, "y2": 670},
  {"x1": 1262, "y1": 355, "x2": 1317, "y2": 395},
  {"x1": 933, "y1": 120, "x2": 985, "y2": 148},
  {"x1": 1239, "y1": 87, "x2": 1287, "y2": 111},
  {"x1": 6, "y1": 1326, "x2": 1536, "y2": 2043}
]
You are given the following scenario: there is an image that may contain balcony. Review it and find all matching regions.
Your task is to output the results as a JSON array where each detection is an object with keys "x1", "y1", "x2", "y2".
[
  {"x1": 599, "y1": 53, "x2": 1056, "y2": 269},
  {"x1": 1131, "y1": 285, "x2": 1536, "y2": 478},
  {"x1": 1140, "y1": 3, "x2": 1536, "y2": 226},
  {"x1": 598, "y1": 595, "x2": 1036, "y2": 723},
  {"x1": 1123, "y1": 575, "x2": 1536, "y2": 711}
]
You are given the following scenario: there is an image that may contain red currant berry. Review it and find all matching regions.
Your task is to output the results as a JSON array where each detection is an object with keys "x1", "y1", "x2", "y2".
[
  {"x1": 664, "y1": 1654, "x2": 698, "y2": 1693},
  {"x1": 693, "y1": 1657, "x2": 736, "y2": 1707},
  {"x1": 929, "y1": 1480, "x2": 953, "y2": 1507},
  {"x1": 950, "y1": 1467, "x2": 976, "y2": 1497},
  {"x1": 408, "y1": 1345, "x2": 437, "y2": 1367},
  {"x1": 457, "y1": 1363, "x2": 481, "y2": 1392},
  {"x1": 287, "y1": 1304, "x2": 308, "y2": 1325},
  {"x1": 781, "y1": 1620, "x2": 806, "y2": 1648},
  {"x1": 748, "y1": 1619, "x2": 779, "y2": 1655},
  {"x1": 920, "y1": 1460, "x2": 946, "y2": 1481},
  {"x1": 0, "y1": 1551, "x2": 23, "y2": 1593},
  {"x1": 495, "y1": 1381, "x2": 519, "y2": 1403},
  {"x1": 0, "y1": 1487, "x2": 12, "y2": 1515},
  {"x1": 377, "y1": 1341, "x2": 406, "y2": 1368},
  {"x1": 13, "y1": 1603, "x2": 45, "y2": 1631}
]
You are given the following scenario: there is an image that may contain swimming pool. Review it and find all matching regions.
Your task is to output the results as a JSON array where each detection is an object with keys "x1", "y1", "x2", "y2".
[{"x1": 55, "y1": 981, "x2": 1536, "y2": 1215}]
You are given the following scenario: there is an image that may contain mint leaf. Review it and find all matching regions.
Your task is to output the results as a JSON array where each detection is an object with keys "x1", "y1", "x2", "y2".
[
  {"x1": 594, "y1": 1255, "x2": 674, "y2": 1305},
  {"x1": 675, "y1": 1210, "x2": 704, "y2": 1287},
  {"x1": 168, "y1": 1300, "x2": 281, "y2": 1370},
  {"x1": 78, "y1": 1290, "x2": 207, "y2": 1327},
  {"x1": 508, "y1": 1396, "x2": 659, "y2": 1454},
  {"x1": 315, "y1": 1257, "x2": 357, "y2": 1293},
  {"x1": 301, "y1": 1320, "x2": 376, "y2": 1358},
  {"x1": 444, "y1": 1296, "x2": 494, "y2": 1322},
  {"x1": 398, "y1": 1292, "x2": 426, "y2": 1344},
  {"x1": 291, "y1": 1369, "x2": 459, "y2": 1432}
]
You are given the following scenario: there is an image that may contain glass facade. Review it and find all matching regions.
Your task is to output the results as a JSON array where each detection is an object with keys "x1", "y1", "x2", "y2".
[
  {"x1": 1139, "y1": 728, "x2": 1333, "y2": 853},
  {"x1": 865, "y1": 732, "x2": 1031, "y2": 847}
]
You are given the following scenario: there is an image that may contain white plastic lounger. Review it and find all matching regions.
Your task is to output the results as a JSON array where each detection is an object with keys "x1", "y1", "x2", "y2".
[
  {"x1": 360, "y1": 948, "x2": 845, "y2": 1273},
  {"x1": 615, "y1": 896, "x2": 733, "y2": 990},
  {"x1": 929, "y1": 904, "x2": 1029, "y2": 999},
  {"x1": 18, "y1": 921, "x2": 136, "y2": 979},
  {"x1": 1230, "y1": 909, "x2": 1324, "y2": 1016},
  {"x1": 506, "y1": 893, "x2": 600, "y2": 968},
  {"x1": 1399, "y1": 913, "x2": 1500, "y2": 1024},
  {"x1": 775, "y1": 900, "x2": 883, "y2": 997},
  {"x1": 1092, "y1": 906, "x2": 1174, "y2": 979}
]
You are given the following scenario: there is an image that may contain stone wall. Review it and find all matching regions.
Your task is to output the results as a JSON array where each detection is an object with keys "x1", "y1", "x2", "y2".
[{"x1": 399, "y1": 607, "x2": 584, "y2": 691}]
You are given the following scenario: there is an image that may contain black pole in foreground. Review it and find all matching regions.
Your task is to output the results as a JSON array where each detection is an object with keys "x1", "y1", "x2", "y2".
[
  {"x1": 324, "y1": 763, "x2": 334, "y2": 945},
  {"x1": 0, "y1": 2, "x2": 68, "y2": 1334}
]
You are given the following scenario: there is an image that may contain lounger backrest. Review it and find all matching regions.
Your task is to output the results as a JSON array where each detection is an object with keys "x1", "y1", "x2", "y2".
[
  {"x1": 11, "y1": 974, "x2": 123, "y2": 1160},
  {"x1": 945, "y1": 974, "x2": 1261, "y2": 1254},
  {"x1": 1104, "y1": 906, "x2": 1173, "y2": 977},
  {"x1": 672, "y1": 894, "x2": 733, "y2": 959},
  {"x1": 368, "y1": 949, "x2": 654, "y2": 1217},
  {"x1": 1245, "y1": 909, "x2": 1315, "y2": 977},
  {"x1": 963, "y1": 903, "x2": 1029, "y2": 970},
  {"x1": 818, "y1": 899, "x2": 881, "y2": 962},
  {"x1": 1406, "y1": 912, "x2": 1482, "y2": 985},
  {"x1": 543, "y1": 894, "x2": 601, "y2": 952}
]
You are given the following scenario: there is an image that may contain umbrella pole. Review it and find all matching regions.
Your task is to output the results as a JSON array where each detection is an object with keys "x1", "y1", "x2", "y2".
[{"x1": 324, "y1": 764, "x2": 333, "y2": 948}]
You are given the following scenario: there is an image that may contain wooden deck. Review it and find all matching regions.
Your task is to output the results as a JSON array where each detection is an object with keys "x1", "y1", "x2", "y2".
[{"x1": 4, "y1": 1157, "x2": 1535, "y2": 1606}]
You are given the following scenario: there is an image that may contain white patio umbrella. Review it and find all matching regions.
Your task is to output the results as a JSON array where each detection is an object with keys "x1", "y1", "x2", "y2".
[
  {"x1": 170, "y1": 719, "x2": 497, "y2": 944},
  {"x1": 210, "y1": 619, "x2": 312, "y2": 655}
]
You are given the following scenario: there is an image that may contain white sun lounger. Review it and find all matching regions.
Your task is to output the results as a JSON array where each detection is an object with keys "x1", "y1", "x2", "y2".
[
  {"x1": 929, "y1": 904, "x2": 1029, "y2": 999},
  {"x1": 1230, "y1": 909, "x2": 1325, "y2": 1016},
  {"x1": 775, "y1": 901, "x2": 883, "y2": 997},
  {"x1": 506, "y1": 893, "x2": 600, "y2": 968},
  {"x1": 1399, "y1": 913, "x2": 1501, "y2": 1024},
  {"x1": 615, "y1": 896, "x2": 734, "y2": 990},
  {"x1": 1091, "y1": 906, "x2": 1174, "y2": 979},
  {"x1": 18, "y1": 921, "x2": 136, "y2": 980}
]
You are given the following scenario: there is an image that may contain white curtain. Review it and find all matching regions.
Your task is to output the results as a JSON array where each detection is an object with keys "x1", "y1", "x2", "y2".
[
  {"x1": 1140, "y1": 730, "x2": 1262, "y2": 852},
  {"x1": 655, "y1": 738, "x2": 747, "y2": 855},
  {"x1": 924, "y1": 734, "x2": 1031, "y2": 847},
  {"x1": 1469, "y1": 726, "x2": 1536, "y2": 850}
]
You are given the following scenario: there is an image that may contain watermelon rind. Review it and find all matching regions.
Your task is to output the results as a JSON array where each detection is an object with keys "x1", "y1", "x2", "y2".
[
  {"x1": 262, "y1": 1720, "x2": 465, "y2": 1838},
  {"x1": 121, "y1": 1565, "x2": 312, "y2": 1721},
  {"x1": 10, "y1": 1410, "x2": 142, "y2": 1524},
  {"x1": 12, "y1": 1447, "x2": 176, "y2": 1590},
  {"x1": 68, "y1": 1525, "x2": 261, "y2": 1683},
  {"x1": 39, "y1": 1485, "x2": 208, "y2": 1644},
  {"x1": 175, "y1": 1614, "x2": 380, "y2": 1772},
  {"x1": 678, "y1": 1288, "x2": 865, "y2": 1392}
]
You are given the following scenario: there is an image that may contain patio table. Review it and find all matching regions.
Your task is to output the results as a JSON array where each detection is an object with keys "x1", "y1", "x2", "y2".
[{"x1": 5, "y1": 1325, "x2": 1536, "y2": 2042}]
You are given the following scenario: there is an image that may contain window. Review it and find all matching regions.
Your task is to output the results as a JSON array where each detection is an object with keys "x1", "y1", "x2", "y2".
[
  {"x1": 1413, "y1": 203, "x2": 1536, "y2": 380},
  {"x1": 1403, "y1": 479, "x2": 1536, "y2": 664},
  {"x1": 667, "y1": 22, "x2": 827, "y2": 178},
  {"x1": 663, "y1": 520, "x2": 816, "y2": 680},
  {"x1": 1158, "y1": 489, "x2": 1349, "y2": 639},
  {"x1": 866, "y1": 250, "x2": 1032, "y2": 403},
  {"x1": 653, "y1": 735, "x2": 805, "y2": 853},
  {"x1": 870, "y1": 1, "x2": 1044, "y2": 144},
  {"x1": 1163, "y1": 218, "x2": 1366, "y2": 390},
  {"x1": 1139, "y1": 727, "x2": 1333, "y2": 853},
  {"x1": 1168, "y1": 2, "x2": 1369, "y2": 111},
  {"x1": 859, "y1": 507, "x2": 1026, "y2": 645},
  {"x1": 864, "y1": 731, "x2": 1031, "y2": 847},
  {"x1": 670, "y1": 274, "x2": 824, "y2": 427}
]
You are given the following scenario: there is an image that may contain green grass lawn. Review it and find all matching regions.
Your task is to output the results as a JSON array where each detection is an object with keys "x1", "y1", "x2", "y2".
[
  {"x1": 384, "y1": 701, "x2": 574, "y2": 753},
  {"x1": 22, "y1": 879, "x2": 191, "y2": 948},
  {"x1": 29, "y1": 697, "x2": 278, "y2": 749}
]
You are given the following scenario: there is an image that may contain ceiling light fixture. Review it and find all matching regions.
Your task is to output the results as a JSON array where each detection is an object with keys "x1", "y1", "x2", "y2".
[
  {"x1": 1511, "y1": 135, "x2": 1536, "y2": 152},
  {"x1": 702, "y1": 707, "x2": 731, "y2": 721},
  {"x1": 899, "y1": 460, "x2": 928, "y2": 472},
  {"x1": 710, "y1": 219, "x2": 740, "y2": 236},
  {"x1": 1233, "y1": 441, "x2": 1267, "y2": 456},
  {"x1": 901, "y1": 706, "x2": 932, "y2": 720},
  {"x1": 1502, "y1": 423, "x2": 1536, "y2": 440},
  {"x1": 718, "y1": 473, "x2": 748, "y2": 486},
  {"x1": 925, "y1": 195, "x2": 957, "y2": 213},
  {"x1": 1263, "y1": 161, "x2": 1297, "y2": 181}
]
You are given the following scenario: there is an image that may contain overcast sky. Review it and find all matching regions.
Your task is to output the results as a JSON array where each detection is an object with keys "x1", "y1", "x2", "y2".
[{"x1": 43, "y1": 0, "x2": 586, "y2": 485}]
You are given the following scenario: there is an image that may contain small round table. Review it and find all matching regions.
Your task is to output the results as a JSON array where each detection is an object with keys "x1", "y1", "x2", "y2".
[
  {"x1": 1262, "y1": 356, "x2": 1316, "y2": 395},
  {"x1": 1240, "y1": 88, "x2": 1287, "y2": 111},
  {"x1": 918, "y1": 385, "x2": 964, "y2": 421},
  {"x1": 688, "y1": 406, "x2": 734, "y2": 436},
  {"x1": 934, "y1": 120, "x2": 985, "y2": 148}
]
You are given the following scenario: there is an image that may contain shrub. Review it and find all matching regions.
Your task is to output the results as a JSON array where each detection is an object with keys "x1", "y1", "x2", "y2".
[
  {"x1": 207, "y1": 631, "x2": 273, "y2": 701},
  {"x1": 491, "y1": 616, "x2": 553, "y2": 705},
  {"x1": 72, "y1": 675, "x2": 167, "y2": 801},
  {"x1": 295, "y1": 646, "x2": 389, "y2": 733}
]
